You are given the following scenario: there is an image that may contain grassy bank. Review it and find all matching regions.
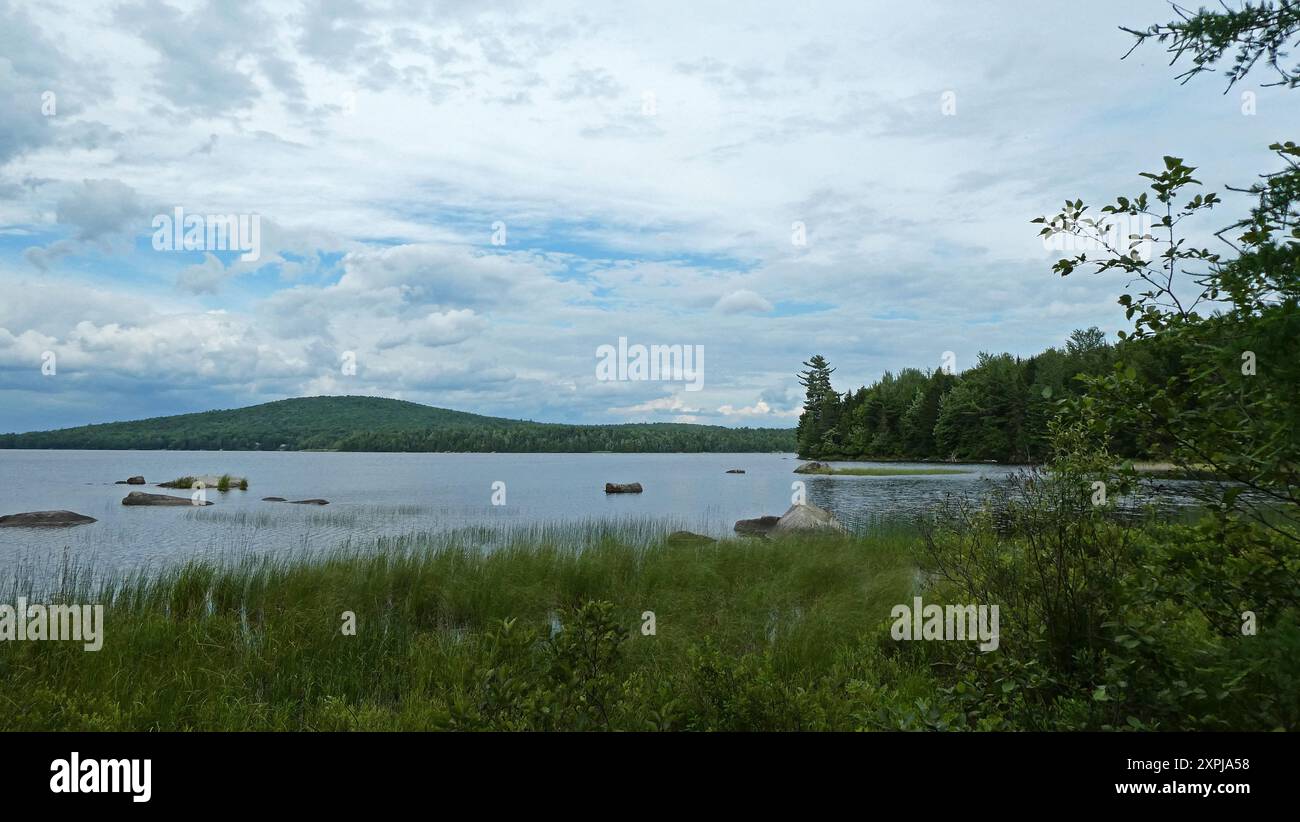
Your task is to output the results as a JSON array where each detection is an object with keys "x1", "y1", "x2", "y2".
[
  {"x1": 798, "y1": 466, "x2": 972, "y2": 476},
  {"x1": 0, "y1": 523, "x2": 932, "y2": 731},
  {"x1": 4, "y1": 503, "x2": 1294, "y2": 731}
]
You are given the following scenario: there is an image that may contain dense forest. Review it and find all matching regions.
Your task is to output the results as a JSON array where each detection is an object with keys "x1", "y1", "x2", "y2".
[
  {"x1": 0, "y1": 395, "x2": 797, "y2": 453},
  {"x1": 794, "y1": 328, "x2": 1179, "y2": 463}
]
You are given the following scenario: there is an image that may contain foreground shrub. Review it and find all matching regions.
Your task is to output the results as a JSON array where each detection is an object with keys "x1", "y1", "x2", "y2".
[{"x1": 916, "y1": 439, "x2": 1300, "y2": 730}]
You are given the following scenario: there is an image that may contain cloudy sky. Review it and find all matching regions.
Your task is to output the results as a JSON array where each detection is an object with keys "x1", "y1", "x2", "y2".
[{"x1": 0, "y1": 0, "x2": 1294, "y2": 433}]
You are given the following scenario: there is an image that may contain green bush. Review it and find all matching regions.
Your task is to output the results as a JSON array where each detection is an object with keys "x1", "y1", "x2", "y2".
[{"x1": 915, "y1": 430, "x2": 1300, "y2": 730}]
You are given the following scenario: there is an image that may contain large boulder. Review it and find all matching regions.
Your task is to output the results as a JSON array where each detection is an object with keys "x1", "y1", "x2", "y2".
[
  {"x1": 793, "y1": 461, "x2": 831, "y2": 474},
  {"x1": 0, "y1": 510, "x2": 97, "y2": 527},
  {"x1": 122, "y1": 491, "x2": 211, "y2": 507},
  {"x1": 772, "y1": 503, "x2": 846, "y2": 535},
  {"x1": 733, "y1": 515, "x2": 781, "y2": 536},
  {"x1": 604, "y1": 482, "x2": 643, "y2": 494},
  {"x1": 114, "y1": 476, "x2": 146, "y2": 485}
]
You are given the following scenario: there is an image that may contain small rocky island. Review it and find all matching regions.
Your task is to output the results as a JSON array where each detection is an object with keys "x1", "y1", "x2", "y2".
[
  {"x1": 605, "y1": 482, "x2": 643, "y2": 494},
  {"x1": 793, "y1": 462, "x2": 830, "y2": 474}
]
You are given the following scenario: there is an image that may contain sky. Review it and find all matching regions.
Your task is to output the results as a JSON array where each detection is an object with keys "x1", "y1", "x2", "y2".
[{"x1": 0, "y1": 0, "x2": 1295, "y2": 434}]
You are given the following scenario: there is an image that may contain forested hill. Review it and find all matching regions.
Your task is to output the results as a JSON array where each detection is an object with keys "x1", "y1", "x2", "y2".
[{"x1": 0, "y1": 396, "x2": 796, "y2": 453}]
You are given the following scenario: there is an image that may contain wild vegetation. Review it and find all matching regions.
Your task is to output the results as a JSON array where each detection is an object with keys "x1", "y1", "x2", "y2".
[
  {"x1": 1, "y1": 498, "x2": 1294, "y2": 731},
  {"x1": 0, "y1": 524, "x2": 924, "y2": 731}
]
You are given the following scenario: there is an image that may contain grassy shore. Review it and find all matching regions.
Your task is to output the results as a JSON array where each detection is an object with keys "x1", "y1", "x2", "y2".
[
  {"x1": 0, "y1": 522, "x2": 934, "y2": 731},
  {"x1": 799, "y1": 466, "x2": 972, "y2": 476},
  {"x1": 1129, "y1": 461, "x2": 1220, "y2": 480}
]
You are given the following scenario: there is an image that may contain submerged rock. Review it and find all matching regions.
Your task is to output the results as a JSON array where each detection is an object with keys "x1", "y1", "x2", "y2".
[
  {"x1": 772, "y1": 503, "x2": 846, "y2": 535},
  {"x1": 0, "y1": 510, "x2": 97, "y2": 527},
  {"x1": 262, "y1": 497, "x2": 287, "y2": 502},
  {"x1": 604, "y1": 482, "x2": 643, "y2": 494},
  {"x1": 122, "y1": 491, "x2": 211, "y2": 507},
  {"x1": 725, "y1": 469, "x2": 746, "y2": 474},
  {"x1": 733, "y1": 515, "x2": 781, "y2": 536}
]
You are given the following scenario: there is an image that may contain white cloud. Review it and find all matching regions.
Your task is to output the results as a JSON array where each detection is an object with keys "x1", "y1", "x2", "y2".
[
  {"x1": 714, "y1": 289, "x2": 773, "y2": 314},
  {"x1": 717, "y1": 399, "x2": 800, "y2": 418},
  {"x1": 612, "y1": 393, "x2": 702, "y2": 416},
  {"x1": 379, "y1": 308, "x2": 487, "y2": 348}
]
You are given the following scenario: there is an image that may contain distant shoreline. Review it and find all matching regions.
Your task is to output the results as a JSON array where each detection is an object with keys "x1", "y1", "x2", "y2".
[{"x1": 0, "y1": 447, "x2": 799, "y2": 455}]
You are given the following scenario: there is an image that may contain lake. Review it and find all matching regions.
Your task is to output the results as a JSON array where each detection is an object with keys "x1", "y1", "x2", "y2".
[{"x1": 0, "y1": 450, "x2": 1194, "y2": 586}]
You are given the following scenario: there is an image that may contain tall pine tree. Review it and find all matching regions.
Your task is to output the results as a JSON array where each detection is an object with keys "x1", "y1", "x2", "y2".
[{"x1": 796, "y1": 355, "x2": 836, "y2": 457}]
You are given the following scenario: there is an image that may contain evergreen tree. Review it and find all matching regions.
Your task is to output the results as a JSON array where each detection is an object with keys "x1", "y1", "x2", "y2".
[{"x1": 795, "y1": 355, "x2": 836, "y2": 457}]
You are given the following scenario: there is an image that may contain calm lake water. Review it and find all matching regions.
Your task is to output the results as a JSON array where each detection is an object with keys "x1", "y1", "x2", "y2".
[{"x1": 0, "y1": 450, "x2": 1193, "y2": 586}]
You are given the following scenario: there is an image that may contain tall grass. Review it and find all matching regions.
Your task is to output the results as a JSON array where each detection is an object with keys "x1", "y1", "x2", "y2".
[{"x1": 0, "y1": 521, "x2": 924, "y2": 730}]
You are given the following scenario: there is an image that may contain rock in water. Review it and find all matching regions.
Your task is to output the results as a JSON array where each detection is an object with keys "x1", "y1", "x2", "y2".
[
  {"x1": 725, "y1": 469, "x2": 746, "y2": 474},
  {"x1": 0, "y1": 510, "x2": 97, "y2": 527},
  {"x1": 604, "y1": 482, "x2": 643, "y2": 494},
  {"x1": 122, "y1": 491, "x2": 211, "y2": 507},
  {"x1": 262, "y1": 497, "x2": 287, "y2": 502},
  {"x1": 126, "y1": 476, "x2": 146, "y2": 485},
  {"x1": 733, "y1": 515, "x2": 781, "y2": 536},
  {"x1": 287, "y1": 499, "x2": 330, "y2": 505},
  {"x1": 793, "y1": 461, "x2": 830, "y2": 474},
  {"x1": 772, "y1": 503, "x2": 846, "y2": 535}
]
